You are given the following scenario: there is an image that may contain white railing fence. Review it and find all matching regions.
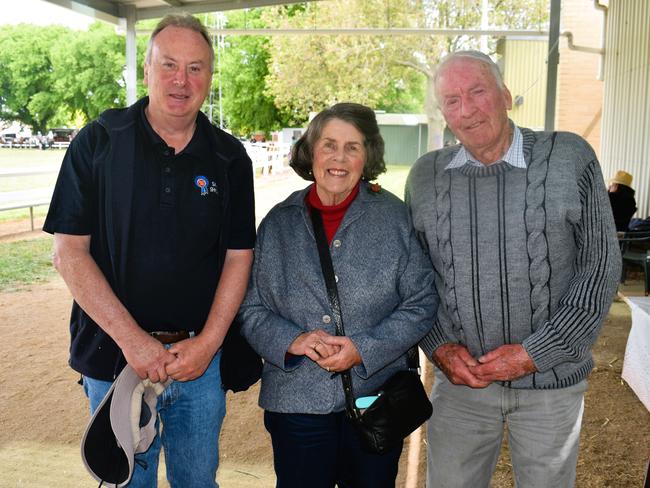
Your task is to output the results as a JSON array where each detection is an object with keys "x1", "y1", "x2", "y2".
[
  {"x1": 243, "y1": 142, "x2": 292, "y2": 175},
  {"x1": 0, "y1": 143, "x2": 293, "y2": 233},
  {"x1": 0, "y1": 169, "x2": 57, "y2": 231},
  {"x1": 0, "y1": 141, "x2": 70, "y2": 149}
]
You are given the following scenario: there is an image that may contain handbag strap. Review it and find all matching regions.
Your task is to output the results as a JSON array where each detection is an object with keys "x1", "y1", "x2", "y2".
[
  {"x1": 309, "y1": 208, "x2": 360, "y2": 419},
  {"x1": 310, "y1": 208, "x2": 345, "y2": 337},
  {"x1": 406, "y1": 345, "x2": 421, "y2": 372},
  {"x1": 309, "y1": 206, "x2": 422, "y2": 419}
]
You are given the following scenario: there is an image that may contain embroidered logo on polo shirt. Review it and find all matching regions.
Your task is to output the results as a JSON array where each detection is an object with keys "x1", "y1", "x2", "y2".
[
  {"x1": 195, "y1": 176, "x2": 209, "y2": 195},
  {"x1": 194, "y1": 176, "x2": 218, "y2": 197}
]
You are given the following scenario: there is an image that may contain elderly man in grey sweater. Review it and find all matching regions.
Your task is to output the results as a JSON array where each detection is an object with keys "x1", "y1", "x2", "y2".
[{"x1": 405, "y1": 50, "x2": 620, "y2": 488}]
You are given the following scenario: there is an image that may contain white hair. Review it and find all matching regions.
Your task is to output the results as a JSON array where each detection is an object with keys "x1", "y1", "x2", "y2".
[{"x1": 434, "y1": 50, "x2": 505, "y2": 103}]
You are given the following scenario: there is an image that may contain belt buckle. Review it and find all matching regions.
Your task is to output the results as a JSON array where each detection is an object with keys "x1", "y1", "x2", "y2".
[{"x1": 150, "y1": 330, "x2": 193, "y2": 344}]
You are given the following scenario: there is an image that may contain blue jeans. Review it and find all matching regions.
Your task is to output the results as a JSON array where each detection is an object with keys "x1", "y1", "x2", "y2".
[
  {"x1": 264, "y1": 410, "x2": 402, "y2": 488},
  {"x1": 426, "y1": 369, "x2": 587, "y2": 488},
  {"x1": 83, "y1": 351, "x2": 226, "y2": 488}
]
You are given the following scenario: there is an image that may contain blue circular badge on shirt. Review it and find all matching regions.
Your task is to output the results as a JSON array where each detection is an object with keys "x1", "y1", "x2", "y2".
[{"x1": 195, "y1": 175, "x2": 209, "y2": 196}]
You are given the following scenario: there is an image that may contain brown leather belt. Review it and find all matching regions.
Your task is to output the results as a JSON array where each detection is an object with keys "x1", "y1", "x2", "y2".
[{"x1": 150, "y1": 330, "x2": 192, "y2": 344}]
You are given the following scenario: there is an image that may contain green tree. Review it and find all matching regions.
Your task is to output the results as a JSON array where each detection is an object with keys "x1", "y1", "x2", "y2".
[
  {"x1": 51, "y1": 22, "x2": 127, "y2": 123},
  {"x1": 0, "y1": 22, "x2": 151, "y2": 131},
  {"x1": 263, "y1": 1, "x2": 426, "y2": 117},
  {"x1": 263, "y1": 0, "x2": 548, "y2": 149},
  {"x1": 217, "y1": 10, "x2": 299, "y2": 136},
  {"x1": 0, "y1": 24, "x2": 72, "y2": 132},
  {"x1": 220, "y1": 35, "x2": 287, "y2": 135}
]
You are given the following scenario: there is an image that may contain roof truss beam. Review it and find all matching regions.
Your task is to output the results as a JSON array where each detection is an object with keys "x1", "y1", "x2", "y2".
[
  {"x1": 42, "y1": 0, "x2": 315, "y2": 22},
  {"x1": 43, "y1": 0, "x2": 121, "y2": 24},
  {"x1": 193, "y1": 27, "x2": 548, "y2": 37},
  {"x1": 161, "y1": 0, "x2": 186, "y2": 6},
  {"x1": 137, "y1": 1, "x2": 316, "y2": 20}
]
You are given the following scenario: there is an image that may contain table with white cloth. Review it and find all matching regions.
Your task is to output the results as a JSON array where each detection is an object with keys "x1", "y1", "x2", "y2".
[
  {"x1": 621, "y1": 296, "x2": 650, "y2": 488},
  {"x1": 622, "y1": 296, "x2": 650, "y2": 412}
]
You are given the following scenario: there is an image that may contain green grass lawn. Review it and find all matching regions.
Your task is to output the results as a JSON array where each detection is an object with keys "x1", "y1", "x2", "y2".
[
  {"x1": 0, "y1": 206, "x2": 49, "y2": 223},
  {"x1": 0, "y1": 148, "x2": 63, "y2": 222},
  {"x1": 377, "y1": 164, "x2": 410, "y2": 199},
  {"x1": 0, "y1": 147, "x2": 66, "y2": 171},
  {"x1": 0, "y1": 174, "x2": 58, "y2": 193},
  {"x1": 0, "y1": 150, "x2": 60, "y2": 289},
  {"x1": 0, "y1": 235, "x2": 55, "y2": 291}
]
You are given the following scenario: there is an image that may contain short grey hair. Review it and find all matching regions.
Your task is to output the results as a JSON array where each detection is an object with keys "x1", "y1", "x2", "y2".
[
  {"x1": 434, "y1": 50, "x2": 505, "y2": 102},
  {"x1": 145, "y1": 14, "x2": 215, "y2": 72}
]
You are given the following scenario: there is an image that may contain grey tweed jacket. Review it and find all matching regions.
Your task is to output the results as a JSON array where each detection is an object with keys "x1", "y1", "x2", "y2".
[{"x1": 239, "y1": 182, "x2": 438, "y2": 413}]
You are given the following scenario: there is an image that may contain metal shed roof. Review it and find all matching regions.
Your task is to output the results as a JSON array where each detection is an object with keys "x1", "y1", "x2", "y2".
[{"x1": 42, "y1": 0, "x2": 312, "y2": 23}]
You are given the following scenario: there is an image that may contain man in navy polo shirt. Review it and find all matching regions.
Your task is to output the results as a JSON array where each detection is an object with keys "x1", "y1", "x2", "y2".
[{"x1": 44, "y1": 14, "x2": 255, "y2": 487}]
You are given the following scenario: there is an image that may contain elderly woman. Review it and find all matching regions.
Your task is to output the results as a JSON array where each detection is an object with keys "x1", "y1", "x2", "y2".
[{"x1": 239, "y1": 103, "x2": 437, "y2": 487}]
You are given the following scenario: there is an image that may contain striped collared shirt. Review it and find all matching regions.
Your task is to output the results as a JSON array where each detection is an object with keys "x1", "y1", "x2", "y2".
[{"x1": 445, "y1": 123, "x2": 525, "y2": 170}]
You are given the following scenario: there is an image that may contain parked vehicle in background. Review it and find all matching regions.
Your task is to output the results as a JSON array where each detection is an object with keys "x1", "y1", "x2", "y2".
[
  {"x1": 43, "y1": 128, "x2": 77, "y2": 149},
  {"x1": 49, "y1": 128, "x2": 76, "y2": 143},
  {"x1": 0, "y1": 125, "x2": 77, "y2": 149},
  {"x1": 0, "y1": 126, "x2": 37, "y2": 147},
  {"x1": 0, "y1": 133, "x2": 17, "y2": 144}
]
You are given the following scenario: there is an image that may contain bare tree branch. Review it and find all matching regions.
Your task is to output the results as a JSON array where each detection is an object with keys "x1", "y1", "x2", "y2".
[{"x1": 394, "y1": 59, "x2": 433, "y2": 78}]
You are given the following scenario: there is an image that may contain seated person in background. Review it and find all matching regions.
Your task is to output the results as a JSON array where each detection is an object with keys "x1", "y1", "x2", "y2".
[
  {"x1": 629, "y1": 216, "x2": 650, "y2": 232},
  {"x1": 608, "y1": 170, "x2": 637, "y2": 231}
]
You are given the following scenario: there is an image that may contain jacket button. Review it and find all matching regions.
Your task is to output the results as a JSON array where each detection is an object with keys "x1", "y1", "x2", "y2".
[
  {"x1": 164, "y1": 187, "x2": 171, "y2": 194},
  {"x1": 322, "y1": 315, "x2": 331, "y2": 324},
  {"x1": 333, "y1": 239, "x2": 341, "y2": 248}
]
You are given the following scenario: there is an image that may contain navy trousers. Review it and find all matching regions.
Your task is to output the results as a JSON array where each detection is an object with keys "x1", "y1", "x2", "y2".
[{"x1": 264, "y1": 410, "x2": 402, "y2": 488}]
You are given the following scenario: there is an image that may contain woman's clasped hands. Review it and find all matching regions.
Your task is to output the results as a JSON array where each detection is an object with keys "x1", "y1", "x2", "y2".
[{"x1": 288, "y1": 329, "x2": 362, "y2": 373}]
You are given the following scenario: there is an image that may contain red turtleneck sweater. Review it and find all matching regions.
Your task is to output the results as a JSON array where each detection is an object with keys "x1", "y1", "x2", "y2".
[{"x1": 306, "y1": 183, "x2": 360, "y2": 243}]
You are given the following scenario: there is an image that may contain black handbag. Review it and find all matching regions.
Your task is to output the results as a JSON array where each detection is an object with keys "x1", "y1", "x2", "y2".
[
  {"x1": 310, "y1": 208, "x2": 433, "y2": 455},
  {"x1": 220, "y1": 318, "x2": 263, "y2": 393}
]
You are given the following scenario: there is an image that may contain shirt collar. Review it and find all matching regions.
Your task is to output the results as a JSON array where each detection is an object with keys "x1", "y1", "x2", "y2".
[
  {"x1": 138, "y1": 101, "x2": 208, "y2": 158},
  {"x1": 445, "y1": 122, "x2": 525, "y2": 170}
]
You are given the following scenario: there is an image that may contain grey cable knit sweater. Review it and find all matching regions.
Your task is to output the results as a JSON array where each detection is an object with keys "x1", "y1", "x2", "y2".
[{"x1": 405, "y1": 128, "x2": 621, "y2": 389}]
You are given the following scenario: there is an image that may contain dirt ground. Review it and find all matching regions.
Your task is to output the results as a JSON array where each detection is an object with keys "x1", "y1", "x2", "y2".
[
  {"x1": 1, "y1": 268, "x2": 648, "y2": 487},
  {"x1": 0, "y1": 172, "x2": 648, "y2": 487}
]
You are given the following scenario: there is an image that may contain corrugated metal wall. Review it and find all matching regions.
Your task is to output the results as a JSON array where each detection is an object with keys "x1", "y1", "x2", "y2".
[
  {"x1": 499, "y1": 39, "x2": 548, "y2": 131},
  {"x1": 601, "y1": 0, "x2": 650, "y2": 218},
  {"x1": 379, "y1": 124, "x2": 428, "y2": 165}
]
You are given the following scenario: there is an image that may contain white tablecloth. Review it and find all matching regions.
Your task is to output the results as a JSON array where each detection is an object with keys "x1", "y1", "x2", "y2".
[{"x1": 622, "y1": 296, "x2": 650, "y2": 412}]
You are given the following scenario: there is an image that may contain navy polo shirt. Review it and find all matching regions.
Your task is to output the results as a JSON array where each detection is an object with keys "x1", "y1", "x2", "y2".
[
  {"x1": 44, "y1": 97, "x2": 255, "y2": 380},
  {"x1": 126, "y1": 105, "x2": 243, "y2": 333}
]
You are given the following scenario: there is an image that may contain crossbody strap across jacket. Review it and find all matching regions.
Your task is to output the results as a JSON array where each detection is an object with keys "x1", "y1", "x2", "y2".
[{"x1": 309, "y1": 207, "x2": 421, "y2": 420}]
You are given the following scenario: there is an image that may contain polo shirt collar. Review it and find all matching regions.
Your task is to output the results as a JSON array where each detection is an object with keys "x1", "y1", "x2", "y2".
[
  {"x1": 445, "y1": 121, "x2": 525, "y2": 170},
  {"x1": 138, "y1": 101, "x2": 209, "y2": 158}
]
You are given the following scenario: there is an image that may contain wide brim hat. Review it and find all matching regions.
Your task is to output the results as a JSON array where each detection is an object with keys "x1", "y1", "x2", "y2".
[
  {"x1": 81, "y1": 366, "x2": 170, "y2": 487},
  {"x1": 609, "y1": 170, "x2": 633, "y2": 188}
]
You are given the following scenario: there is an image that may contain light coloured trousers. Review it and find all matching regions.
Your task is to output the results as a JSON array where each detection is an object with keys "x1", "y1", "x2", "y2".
[{"x1": 426, "y1": 369, "x2": 587, "y2": 488}]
